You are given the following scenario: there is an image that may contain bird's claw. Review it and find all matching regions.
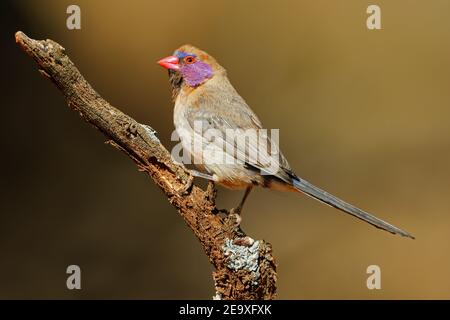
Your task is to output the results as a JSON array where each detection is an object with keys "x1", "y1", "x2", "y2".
[
  {"x1": 224, "y1": 211, "x2": 246, "y2": 241},
  {"x1": 229, "y1": 206, "x2": 243, "y2": 225},
  {"x1": 230, "y1": 206, "x2": 242, "y2": 216},
  {"x1": 205, "y1": 180, "x2": 217, "y2": 200},
  {"x1": 225, "y1": 210, "x2": 242, "y2": 230},
  {"x1": 175, "y1": 174, "x2": 194, "y2": 196}
]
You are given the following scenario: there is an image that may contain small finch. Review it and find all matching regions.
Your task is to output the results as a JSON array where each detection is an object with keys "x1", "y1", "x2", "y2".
[{"x1": 157, "y1": 45, "x2": 413, "y2": 239}]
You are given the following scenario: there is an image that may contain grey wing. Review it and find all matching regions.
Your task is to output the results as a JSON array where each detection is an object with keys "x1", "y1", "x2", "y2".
[{"x1": 185, "y1": 87, "x2": 294, "y2": 183}]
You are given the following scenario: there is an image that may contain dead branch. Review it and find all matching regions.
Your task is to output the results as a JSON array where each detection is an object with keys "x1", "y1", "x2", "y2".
[{"x1": 15, "y1": 31, "x2": 277, "y2": 300}]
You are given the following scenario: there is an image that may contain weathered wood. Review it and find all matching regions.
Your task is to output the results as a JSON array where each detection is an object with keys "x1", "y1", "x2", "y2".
[{"x1": 15, "y1": 31, "x2": 277, "y2": 300}]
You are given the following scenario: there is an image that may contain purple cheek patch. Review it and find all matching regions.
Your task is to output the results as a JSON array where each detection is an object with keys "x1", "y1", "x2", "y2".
[{"x1": 181, "y1": 61, "x2": 213, "y2": 87}]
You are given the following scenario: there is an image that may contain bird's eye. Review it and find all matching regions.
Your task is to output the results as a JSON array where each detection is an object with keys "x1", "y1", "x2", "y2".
[{"x1": 184, "y1": 56, "x2": 196, "y2": 64}]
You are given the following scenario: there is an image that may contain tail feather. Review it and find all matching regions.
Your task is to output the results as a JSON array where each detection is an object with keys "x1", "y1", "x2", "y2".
[{"x1": 292, "y1": 178, "x2": 414, "y2": 239}]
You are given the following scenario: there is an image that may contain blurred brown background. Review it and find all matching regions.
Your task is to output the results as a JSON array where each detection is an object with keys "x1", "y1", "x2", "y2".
[{"x1": 1, "y1": 0, "x2": 449, "y2": 299}]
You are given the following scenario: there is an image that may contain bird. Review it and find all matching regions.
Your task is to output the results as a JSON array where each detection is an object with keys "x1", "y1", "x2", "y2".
[{"x1": 157, "y1": 45, "x2": 414, "y2": 239}]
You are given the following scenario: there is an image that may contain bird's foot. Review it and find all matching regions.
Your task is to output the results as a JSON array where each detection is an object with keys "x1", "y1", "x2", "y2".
[
  {"x1": 229, "y1": 204, "x2": 245, "y2": 224},
  {"x1": 231, "y1": 214, "x2": 243, "y2": 231},
  {"x1": 205, "y1": 180, "x2": 217, "y2": 201},
  {"x1": 176, "y1": 169, "x2": 219, "y2": 196},
  {"x1": 223, "y1": 209, "x2": 245, "y2": 236},
  {"x1": 225, "y1": 211, "x2": 252, "y2": 246},
  {"x1": 174, "y1": 174, "x2": 194, "y2": 196},
  {"x1": 222, "y1": 210, "x2": 240, "y2": 225}
]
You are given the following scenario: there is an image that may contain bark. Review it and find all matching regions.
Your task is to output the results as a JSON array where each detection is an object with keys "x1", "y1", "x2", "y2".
[{"x1": 15, "y1": 31, "x2": 277, "y2": 300}]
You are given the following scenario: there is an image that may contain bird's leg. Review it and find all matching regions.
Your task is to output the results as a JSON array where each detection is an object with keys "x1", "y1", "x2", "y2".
[
  {"x1": 225, "y1": 186, "x2": 254, "y2": 246},
  {"x1": 175, "y1": 169, "x2": 217, "y2": 196},
  {"x1": 206, "y1": 180, "x2": 216, "y2": 196},
  {"x1": 189, "y1": 169, "x2": 217, "y2": 181},
  {"x1": 231, "y1": 186, "x2": 253, "y2": 215},
  {"x1": 228, "y1": 186, "x2": 253, "y2": 226}
]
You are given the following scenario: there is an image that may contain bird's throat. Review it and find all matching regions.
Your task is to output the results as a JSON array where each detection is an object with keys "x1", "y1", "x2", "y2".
[{"x1": 168, "y1": 69, "x2": 183, "y2": 101}]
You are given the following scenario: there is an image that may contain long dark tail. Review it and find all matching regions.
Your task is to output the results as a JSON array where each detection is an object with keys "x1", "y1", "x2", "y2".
[{"x1": 292, "y1": 177, "x2": 414, "y2": 239}]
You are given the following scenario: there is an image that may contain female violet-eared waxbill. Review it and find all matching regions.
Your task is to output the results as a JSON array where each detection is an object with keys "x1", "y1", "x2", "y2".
[{"x1": 157, "y1": 45, "x2": 414, "y2": 239}]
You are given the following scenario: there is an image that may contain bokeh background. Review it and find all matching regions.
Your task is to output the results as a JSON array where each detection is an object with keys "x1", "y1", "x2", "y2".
[{"x1": 1, "y1": 0, "x2": 449, "y2": 299}]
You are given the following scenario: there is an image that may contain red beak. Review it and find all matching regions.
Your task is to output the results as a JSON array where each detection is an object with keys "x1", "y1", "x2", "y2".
[{"x1": 157, "y1": 55, "x2": 180, "y2": 70}]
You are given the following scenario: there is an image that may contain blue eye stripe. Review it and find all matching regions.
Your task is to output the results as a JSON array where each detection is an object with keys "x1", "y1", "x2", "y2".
[{"x1": 174, "y1": 51, "x2": 196, "y2": 59}]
